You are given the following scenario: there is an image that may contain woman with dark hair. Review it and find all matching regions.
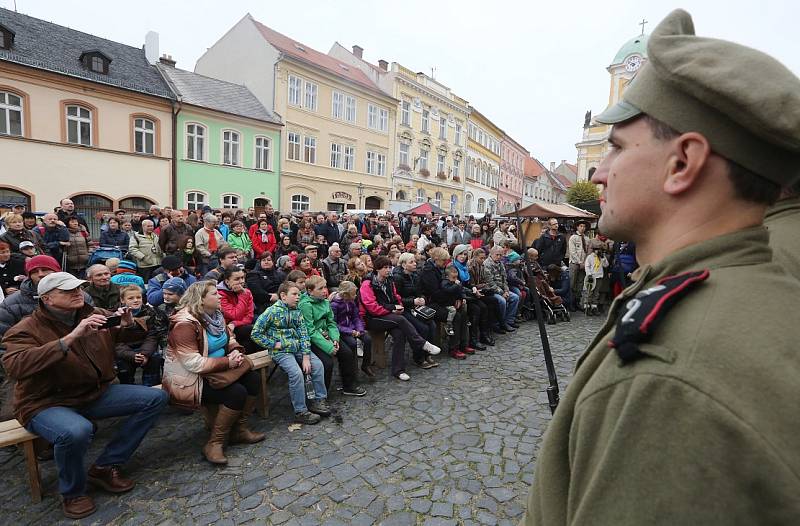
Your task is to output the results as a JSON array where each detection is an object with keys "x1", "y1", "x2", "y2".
[
  {"x1": 250, "y1": 219, "x2": 277, "y2": 258},
  {"x1": 65, "y1": 216, "x2": 90, "y2": 278},
  {"x1": 178, "y1": 236, "x2": 201, "y2": 276},
  {"x1": 359, "y1": 256, "x2": 440, "y2": 381},
  {"x1": 452, "y1": 244, "x2": 492, "y2": 349},
  {"x1": 274, "y1": 235, "x2": 300, "y2": 260},
  {"x1": 99, "y1": 217, "x2": 129, "y2": 248},
  {"x1": 295, "y1": 218, "x2": 316, "y2": 247},
  {"x1": 391, "y1": 252, "x2": 438, "y2": 369},
  {"x1": 297, "y1": 254, "x2": 320, "y2": 278},
  {"x1": 217, "y1": 267, "x2": 259, "y2": 354},
  {"x1": 246, "y1": 252, "x2": 285, "y2": 315}
]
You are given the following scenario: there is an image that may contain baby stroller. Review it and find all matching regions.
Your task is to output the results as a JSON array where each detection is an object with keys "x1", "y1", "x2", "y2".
[
  {"x1": 523, "y1": 262, "x2": 570, "y2": 324},
  {"x1": 88, "y1": 245, "x2": 125, "y2": 266}
]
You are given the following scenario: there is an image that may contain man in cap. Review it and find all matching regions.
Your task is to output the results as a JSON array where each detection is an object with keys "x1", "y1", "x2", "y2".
[
  {"x1": 84, "y1": 264, "x2": 121, "y2": 310},
  {"x1": 2, "y1": 272, "x2": 168, "y2": 519},
  {"x1": 145, "y1": 255, "x2": 197, "y2": 307},
  {"x1": 567, "y1": 220, "x2": 589, "y2": 311},
  {"x1": 521, "y1": 10, "x2": 800, "y2": 525},
  {"x1": 321, "y1": 243, "x2": 347, "y2": 289}
]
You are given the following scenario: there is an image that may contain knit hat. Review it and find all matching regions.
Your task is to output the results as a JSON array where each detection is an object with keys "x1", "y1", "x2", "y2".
[
  {"x1": 25, "y1": 255, "x2": 60, "y2": 275},
  {"x1": 506, "y1": 251, "x2": 522, "y2": 264},
  {"x1": 162, "y1": 277, "x2": 187, "y2": 295},
  {"x1": 117, "y1": 260, "x2": 138, "y2": 272},
  {"x1": 276, "y1": 255, "x2": 292, "y2": 268},
  {"x1": 161, "y1": 255, "x2": 182, "y2": 271},
  {"x1": 452, "y1": 244, "x2": 470, "y2": 260}
]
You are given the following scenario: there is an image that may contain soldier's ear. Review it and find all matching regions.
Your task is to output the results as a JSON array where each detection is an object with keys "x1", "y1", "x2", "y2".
[{"x1": 663, "y1": 132, "x2": 712, "y2": 196}]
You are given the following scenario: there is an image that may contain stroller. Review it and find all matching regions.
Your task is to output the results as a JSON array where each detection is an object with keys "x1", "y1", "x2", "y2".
[
  {"x1": 88, "y1": 245, "x2": 125, "y2": 266},
  {"x1": 523, "y1": 261, "x2": 570, "y2": 324}
]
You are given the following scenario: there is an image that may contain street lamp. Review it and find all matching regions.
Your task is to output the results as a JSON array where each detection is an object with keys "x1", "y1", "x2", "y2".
[{"x1": 357, "y1": 182, "x2": 364, "y2": 209}]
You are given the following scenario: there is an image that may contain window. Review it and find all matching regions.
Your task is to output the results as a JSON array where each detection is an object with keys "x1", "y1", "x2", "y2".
[
  {"x1": 421, "y1": 109, "x2": 429, "y2": 133},
  {"x1": 288, "y1": 75, "x2": 301, "y2": 106},
  {"x1": 367, "y1": 104, "x2": 377, "y2": 129},
  {"x1": 134, "y1": 118, "x2": 155, "y2": 154},
  {"x1": 437, "y1": 154, "x2": 445, "y2": 175},
  {"x1": 186, "y1": 123, "x2": 205, "y2": 160},
  {"x1": 304, "y1": 81, "x2": 318, "y2": 111},
  {"x1": 332, "y1": 91, "x2": 343, "y2": 119},
  {"x1": 377, "y1": 153, "x2": 386, "y2": 176},
  {"x1": 477, "y1": 198, "x2": 486, "y2": 213},
  {"x1": 304, "y1": 136, "x2": 317, "y2": 163},
  {"x1": 418, "y1": 148, "x2": 428, "y2": 170},
  {"x1": 287, "y1": 132, "x2": 301, "y2": 160},
  {"x1": 401, "y1": 100, "x2": 411, "y2": 126},
  {"x1": 0, "y1": 26, "x2": 14, "y2": 50},
  {"x1": 222, "y1": 194, "x2": 240, "y2": 209},
  {"x1": 91, "y1": 56, "x2": 104, "y2": 73},
  {"x1": 0, "y1": 91, "x2": 23, "y2": 136},
  {"x1": 453, "y1": 159, "x2": 460, "y2": 179},
  {"x1": 439, "y1": 116, "x2": 447, "y2": 140},
  {"x1": 396, "y1": 190, "x2": 406, "y2": 201},
  {"x1": 416, "y1": 189, "x2": 425, "y2": 203},
  {"x1": 291, "y1": 194, "x2": 310, "y2": 213},
  {"x1": 186, "y1": 191, "x2": 207, "y2": 211},
  {"x1": 450, "y1": 194, "x2": 458, "y2": 214},
  {"x1": 255, "y1": 136, "x2": 272, "y2": 170},
  {"x1": 344, "y1": 146, "x2": 355, "y2": 171},
  {"x1": 368, "y1": 105, "x2": 388, "y2": 132},
  {"x1": 222, "y1": 130, "x2": 240, "y2": 166},
  {"x1": 66, "y1": 105, "x2": 92, "y2": 146},
  {"x1": 434, "y1": 191, "x2": 442, "y2": 207},
  {"x1": 330, "y1": 143, "x2": 342, "y2": 168},
  {"x1": 399, "y1": 143, "x2": 410, "y2": 167},
  {"x1": 344, "y1": 95, "x2": 356, "y2": 123},
  {"x1": 464, "y1": 193, "x2": 473, "y2": 213},
  {"x1": 455, "y1": 123, "x2": 462, "y2": 146},
  {"x1": 366, "y1": 151, "x2": 376, "y2": 175},
  {"x1": 379, "y1": 108, "x2": 388, "y2": 132}
]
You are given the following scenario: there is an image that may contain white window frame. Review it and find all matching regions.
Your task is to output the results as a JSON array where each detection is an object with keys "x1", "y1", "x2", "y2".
[
  {"x1": 0, "y1": 91, "x2": 23, "y2": 137},
  {"x1": 434, "y1": 191, "x2": 442, "y2": 207},
  {"x1": 66, "y1": 104, "x2": 92, "y2": 146},
  {"x1": 366, "y1": 151, "x2": 376, "y2": 175},
  {"x1": 477, "y1": 198, "x2": 486, "y2": 214},
  {"x1": 419, "y1": 148, "x2": 429, "y2": 170},
  {"x1": 439, "y1": 116, "x2": 447, "y2": 140},
  {"x1": 186, "y1": 123, "x2": 206, "y2": 161},
  {"x1": 454, "y1": 123, "x2": 462, "y2": 146},
  {"x1": 222, "y1": 129, "x2": 241, "y2": 166},
  {"x1": 421, "y1": 109, "x2": 429, "y2": 133},
  {"x1": 437, "y1": 153, "x2": 445, "y2": 175},
  {"x1": 133, "y1": 117, "x2": 155, "y2": 155},
  {"x1": 344, "y1": 145, "x2": 355, "y2": 171},
  {"x1": 377, "y1": 153, "x2": 386, "y2": 176},
  {"x1": 401, "y1": 100, "x2": 411, "y2": 126},
  {"x1": 288, "y1": 75, "x2": 301, "y2": 106},
  {"x1": 330, "y1": 142, "x2": 343, "y2": 168},
  {"x1": 452, "y1": 158, "x2": 460, "y2": 179},
  {"x1": 399, "y1": 143, "x2": 409, "y2": 167},
  {"x1": 221, "y1": 194, "x2": 241, "y2": 209},
  {"x1": 344, "y1": 95, "x2": 356, "y2": 123},
  {"x1": 416, "y1": 188, "x2": 425, "y2": 203},
  {"x1": 332, "y1": 91, "x2": 344, "y2": 119},
  {"x1": 304, "y1": 136, "x2": 317, "y2": 164},
  {"x1": 186, "y1": 191, "x2": 207, "y2": 211},
  {"x1": 287, "y1": 131, "x2": 301, "y2": 161},
  {"x1": 304, "y1": 80, "x2": 318, "y2": 111},
  {"x1": 367, "y1": 104, "x2": 378, "y2": 129},
  {"x1": 255, "y1": 136, "x2": 272, "y2": 170},
  {"x1": 379, "y1": 108, "x2": 388, "y2": 132},
  {"x1": 291, "y1": 194, "x2": 310, "y2": 213}
]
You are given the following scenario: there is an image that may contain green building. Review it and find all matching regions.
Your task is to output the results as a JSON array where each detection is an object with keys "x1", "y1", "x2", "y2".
[{"x1": 157, "y1": 61, "x2": 282, "y2": 212}]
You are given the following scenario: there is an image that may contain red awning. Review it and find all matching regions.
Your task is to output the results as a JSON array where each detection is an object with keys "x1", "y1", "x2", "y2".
[
  {"x1": 402, "y1": 202, "x2": 448, "y2": 216},
  {"x1": 515, "y1": 202, "x2": 597, "y2": 219}
]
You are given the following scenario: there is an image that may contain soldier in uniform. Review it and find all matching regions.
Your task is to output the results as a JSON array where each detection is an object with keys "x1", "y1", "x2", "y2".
[
  {"x1": 765, "y1": 181, "x2": 800, "y2": 279},
  {"x1": 521, "y1": 10, "x2": 800, "y2": 525}
]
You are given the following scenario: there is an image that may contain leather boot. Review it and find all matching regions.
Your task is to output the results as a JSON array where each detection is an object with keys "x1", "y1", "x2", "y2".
[
  {"x1": 200, "y1": 404, "x2": 219, "y2": 431},
  {"x1": 230, "y1": 397, "x2": 266, "y2": 445},
  {"x1": 203, "y1": 406, "x2": 240, "y2": 465}
]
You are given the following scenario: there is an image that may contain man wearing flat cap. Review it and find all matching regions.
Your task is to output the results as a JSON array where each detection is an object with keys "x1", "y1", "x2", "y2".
[
  {"x1": 521, "y1": 10, "x2": 800, "y2": 525},
  {"x1": 2, "y1": 272, "x2": 168, "y2": 519}
]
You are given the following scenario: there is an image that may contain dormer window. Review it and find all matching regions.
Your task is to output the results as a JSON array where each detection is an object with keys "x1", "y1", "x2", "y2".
[
  {"x1": 0, "y1": 25, "x2": 15, "y2": 50},
  {"x1": 80, "y1": 51, "x2": 111, "y2": 74}
]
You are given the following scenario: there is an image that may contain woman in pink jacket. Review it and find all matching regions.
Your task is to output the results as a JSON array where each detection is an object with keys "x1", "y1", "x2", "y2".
[{"x1": 217, "y1": 267, "x2": 259, "y2": 354}]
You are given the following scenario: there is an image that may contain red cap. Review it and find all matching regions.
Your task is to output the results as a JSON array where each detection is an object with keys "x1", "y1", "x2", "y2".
[{"x1": 24, "y1": 255, "x2": 61, "y2": 275}]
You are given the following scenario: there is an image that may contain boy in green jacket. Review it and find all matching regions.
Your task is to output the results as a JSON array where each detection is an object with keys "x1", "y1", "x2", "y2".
[{"x1": 298, "y1": 276, "x2": 366, "y2": 397}]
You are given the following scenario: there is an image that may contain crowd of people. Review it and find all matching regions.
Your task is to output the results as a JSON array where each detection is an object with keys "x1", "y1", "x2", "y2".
[{"x1": 0, "y1": 199, "x2": 621, "y2": 519}]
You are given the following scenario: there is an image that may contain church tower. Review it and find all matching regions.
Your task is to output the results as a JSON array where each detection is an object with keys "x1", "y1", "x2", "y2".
[{"x1": 575, "y1": 26, "x2": 649, "y2": 181}]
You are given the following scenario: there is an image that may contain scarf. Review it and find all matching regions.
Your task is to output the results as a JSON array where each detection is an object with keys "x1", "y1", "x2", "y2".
[
  {"x1": 259, "y1": 229, "x2": 270, "y2": 243},
  {"x1": 205, "y1": 228, "x2": 218, "y2": 252},
  {"x1": 453, "y1": 259, "x2": 471, "y2": 283},
  {"x1": 203, "y1": 309, "x2": 225, "y2": 336}
]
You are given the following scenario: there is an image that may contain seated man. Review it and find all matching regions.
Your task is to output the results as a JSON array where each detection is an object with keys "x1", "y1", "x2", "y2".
[
  {"x1": 146, "y1": 255, "x2": 197, "y2": 307},
  {"x1": 484, "y1": 246, "x2": 520, "y2": 333},
  {"x1": 202, "y1": 247, "x2": 239, "y2": 283},
  {"x1": 1, "y1": 272, "x2": 168, "y2": 519},
  {"x1": 84, "y1": 264, "x2": 121, "y2": 310},
  {"x1": 250, "y1": 281, "x2": 330, "y2": 425}
]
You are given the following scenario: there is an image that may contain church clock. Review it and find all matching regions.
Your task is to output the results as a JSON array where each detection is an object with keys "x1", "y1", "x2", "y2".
[{"x1": 624, "y1": 55, "x2": 642, "y2": 72}]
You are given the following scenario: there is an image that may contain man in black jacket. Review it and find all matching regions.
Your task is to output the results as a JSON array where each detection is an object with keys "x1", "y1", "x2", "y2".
[{"x1": 533, "y1": 218, "x2": 567, "y2": 267}]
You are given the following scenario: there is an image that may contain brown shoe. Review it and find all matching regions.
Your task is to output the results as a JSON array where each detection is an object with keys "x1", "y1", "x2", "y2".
[
  {"x1": 229, "y1": 397, "x2": 265, "y2": 445},
  {"x1": 203, "y1": 406, "x2": 240, "y2": 465},
  {"x1": 62, "y1": 495, "x2": 96, "y2": 519},
  {"x1": 200, "y1": 404, "x2": 219, "y2": 432},
  {"x1": 88, "y1": 465, "x2": 135, "y2": 493}
]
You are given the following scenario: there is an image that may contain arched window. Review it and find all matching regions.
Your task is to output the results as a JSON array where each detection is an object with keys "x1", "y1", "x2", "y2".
[
  {"x1": 477, "y1": 198, "x2": 486, "y2": 214},
  {"x1": 434, "y1": 191, "x2": 442, "y2": 207},
  {"x1": 0, "y1": 187, "x2": 30, "y2": 209},
  {"x1": 222, "y1": 130, "x2": 241, "y2": 166},
  {"x1": 416, "y1": 188, "x2": 426, "y2": 203},
  {"x1": 186, "y1": 191, "x2": 207, "y2": 211},
  {"x1": 66, "y1": 104, "x2": 92, "y2": 146},
  {"x1": 464, "y1": 193, "x2": 473, "y2": 214},
  {"x1": 291, "y1": 194, "x2": 310, "y2": 213},
  {"x1": 255, "y1": 136, "x2": 272, "y2": 170},
  {"x1": 0, "y1": 90, "x2": 23, "y2": 136},
  {"x1": 364, "y1": 196, "x2": 382, "y2": 210},
  {"x1": 221, "y1": 194, "x2": 240, "y2": 209},
  {"x1": 186, "y1": 123, "x2": 206, "y2": 161},
  {"x1": 119, "y1": 197, "x2": 155, "y2": 212},
  {"x1": 450, "y1": 194, "x2": 458, "y2": 214},
  {"x1": 72, "y1": 193, "x2": 112, "y2": 238},
  {"x1": 395, "y1": 190, "x2": 406, "y2": 201},
  {"x1": 133, "y1": 117, "x2": 155, "y2": 154}
]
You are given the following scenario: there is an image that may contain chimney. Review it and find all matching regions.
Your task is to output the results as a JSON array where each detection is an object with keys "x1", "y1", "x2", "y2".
[
  {"x1": 159, "y1": 54, "x2": 176, "y2": 67},
  {"x1": 549, "y1": 162, "x2": 555, "y2": 172},
  {"x1": 144, "y1": 31, "x2": 159, "y2": 64},
  {"x1": 352, "y1": 45, "x2": 363, "y2": 59},
  {"x1": 378, "y1": 59, "x2": 388, "y2": 71},
  {"x1": 560, "y1": 159, "x2": 566, "y2": 165}
]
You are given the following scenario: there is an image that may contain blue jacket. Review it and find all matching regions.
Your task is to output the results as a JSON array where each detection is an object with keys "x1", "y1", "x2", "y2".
[
  {"x1": 146, "y1": 270, "x2": 196, "y2": 306},
  {"x1": 99, "y1": 229, "x2": 129, "y2": 248}
]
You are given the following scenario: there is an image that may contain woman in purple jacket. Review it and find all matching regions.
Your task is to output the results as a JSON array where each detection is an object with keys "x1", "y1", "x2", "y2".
[{"x1": 329, "y1": 281, "x2": 374, "y2": 378}]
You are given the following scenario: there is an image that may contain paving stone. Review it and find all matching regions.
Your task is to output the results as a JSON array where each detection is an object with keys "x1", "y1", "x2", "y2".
[
  {"x1": 431, "y1": 502, "x2": 454, "y2": 518},
  {"x1": 486, "y1": 487, "x2": 517, "y2": 503}
]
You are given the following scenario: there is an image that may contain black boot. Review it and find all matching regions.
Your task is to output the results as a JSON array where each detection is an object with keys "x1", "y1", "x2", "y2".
[{"x1": 470, "y1": 339, "x2": 487, "y2": 351}]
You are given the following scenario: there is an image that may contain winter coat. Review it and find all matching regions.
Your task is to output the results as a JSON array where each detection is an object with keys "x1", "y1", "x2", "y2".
[
  {"x1": 0, "y1": 254, "x2": 26, "y2": 294},
  {"x1": 484, "y1": 257, "x2": 510, "y2": 293},
  {"x1": 318, "y1": 221, "x2": 341, "y2": 246},
  {"x1": 298, "y1": 293, "x2": 339, "y2": 355},
  {"x1": 39, "y1": 224, "x2": 69, "y2": 262},
  {"x1": 157, "y1": 223, "x2": 193, "y2": 255},
  {"x1": 250, "y1": 227, "x2": 277, "y2": 258},
  {"x1": 99, "y1": 229, "x2": 130, "y2": 249},
  {"x1": 115, "y1": 304, "x2": 160, "y2": 363},
  {"x1": 417, "y1": 259, "x2": 462, "y2": 306},
  {"x1": 322, "y1": 256, "x2": 347, "y2": 289},
  {"x1": 217, "y1": 282, "x2": 254, "y2": 327},
  {"x1": 1, "y1": 302, "x2": 146, "y2": 425},
  {"x1": 329, "y1": 293, "x2": 365, "y2": 335},
  {"x1": 146, "y1": 270, "x2": 197, "y2": 307},
  {"x1": 0, "y1": 279, "x2": 94, "y2": 338},
  {"x1": 84, "y1": 282, "x2": 121, "y2": 310},
  {"x1": 128, "y1": 232, "x2": 163, "y2": 268},
  {"x1": 359, "y1": 273, "x2": 403, "y2": 318},
  {"x1": 246, "y1": 266, "x2": 285, "y2": 315},
  {"x1": 194, "y1": 228, "x2": 226, "y2": 258},
  {"x1": 65, "y1": 227, "x2": 90, "y2": 272},
  {"x1": 391, "y1": 266, "x2": 423, "y2": 309},
  {"x1": 250, "y1": 300, "x2": 311, "y2": 356},
  {"x1": 227, "y1": 232, "x2": 252, "y2": 254},
  {"x1": 0, "y1": 228, "x2": 41, "y2": 254},
  {"x1": 533, "y1": 231, "x2": 567, "y2": 267}
]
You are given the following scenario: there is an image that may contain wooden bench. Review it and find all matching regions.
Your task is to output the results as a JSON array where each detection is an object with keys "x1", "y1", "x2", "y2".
[{"x1": 248, "y1": 350, "x2": 273, "y2": 417}]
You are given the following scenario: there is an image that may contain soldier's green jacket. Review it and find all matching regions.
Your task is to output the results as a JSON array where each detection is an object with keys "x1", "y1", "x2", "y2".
[
  {"x1": 765, "y1": 195, "x2": 800, "y2": 280},
  {"x1": 521, "y1": 227, "x2": 800, "y2": 526}
]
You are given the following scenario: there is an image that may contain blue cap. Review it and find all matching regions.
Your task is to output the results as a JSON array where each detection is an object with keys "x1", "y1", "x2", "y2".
[{"x1": 162, "y1": 277, "x2": 187, "y2": 295}]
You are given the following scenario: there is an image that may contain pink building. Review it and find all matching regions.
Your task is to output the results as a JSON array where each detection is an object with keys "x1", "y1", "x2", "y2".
[{"x1": 498, "y1": 135, "x2": 528, "y2": 215}]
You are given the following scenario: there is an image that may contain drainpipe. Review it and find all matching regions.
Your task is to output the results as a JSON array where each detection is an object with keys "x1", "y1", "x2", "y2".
[{"x1": 170, "y1": 99, "x2": 182, "y2": 208}]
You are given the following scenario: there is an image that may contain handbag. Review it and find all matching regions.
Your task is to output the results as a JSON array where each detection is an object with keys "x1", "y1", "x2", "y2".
[
  {"x1": 412, "y1": 305, "x2": 436, "y2": 321},
  {"x1": 162, "y1": 355, "x2": 202, "y2": 411},
  {"x1": 204, "y1": 355, "x2": 254, "y2": 389}
]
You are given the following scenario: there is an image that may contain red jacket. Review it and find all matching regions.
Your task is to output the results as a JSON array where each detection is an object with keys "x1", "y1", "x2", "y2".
[
  {"x1": 250, "y1": 225, "x2": 277, "y2": 258},
  {"x1": 359, "y1": 273, "x2": 403, "y2": 318},
  {"x1": 218, "y1": 285, "x2": 254, "y2": 326}
]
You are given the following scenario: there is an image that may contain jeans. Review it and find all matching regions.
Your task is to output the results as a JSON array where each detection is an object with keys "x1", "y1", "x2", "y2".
[
  {"x1": 26, "y1": 384, "x2": 168, "y2": 498},
  {"x1": 272, "y1": 351, "x2": 326, "y2": 413},
  {"x1": 492, "y1": 292, "x2": 520, "y2": 327},
  {"x1": 311, "y1": 340, "x2": 358, "y2": 391}
]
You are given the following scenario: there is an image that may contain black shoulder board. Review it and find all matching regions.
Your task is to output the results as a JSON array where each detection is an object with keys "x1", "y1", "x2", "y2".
[{"x1": 609, "y1": 269, "x2": 709, "y2": 364}]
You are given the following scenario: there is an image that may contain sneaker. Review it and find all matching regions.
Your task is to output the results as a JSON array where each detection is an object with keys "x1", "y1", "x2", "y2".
[
  {"x1": 342, "y1": 386, "x2": 367, "y2": 397},
  {"x1": 503, "y1": 325, "x2": 517, "y2": 332},
  {"x1": 462, "y1": 347, "x2": 476, "y2": 355},
  {"x1": 425, "y1": 356, "x2": 440, "y2": 367},
  {"x1": 445, "y1": 325, "x2": 455, "y2": 336},
  {"x1": 423, "y1": 341, "x2": 441, "y2": 355},
  {"x1": 415, "y1": 360, "x2": 436, "y2": 369},
  {"x1": 295, "y1": 411, "x2": 321, "y2": 425},
  {"x1": 396, "y1": 372, "x2": 411, "y2": 381},
  {"x1": 449, "y1": 349, "x2": 467, "y2": 360},
  {"x1": 308, "y1": 399, "x2": 332, "y2": 417}
]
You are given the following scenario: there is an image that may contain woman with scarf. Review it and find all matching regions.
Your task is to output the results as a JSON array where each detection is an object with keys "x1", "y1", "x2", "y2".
[
  {"x1": 0, "y1": 213, "x2": 43, "y2": 254},
  {"x1": 249, "y1": 219, "x2": 276, "y2": 258},
  {"x1": 217, "y1": 267, "x2": 259, "y2": 354},
  {"x1": 452, "y1": 244, "x2": 491, "y2": 350},
  {"x1": 166, "y1": 281, "x2": 264, "y2": 465},
  {"x1": 297, "y1": 254, "x2": 321, "y2": 278},
  {"x1": 295, "y1": 218, "x2": 316, "y2": 248},
  {"x1": 65, "y1": 216, "x2": 90, "y2": 278}
]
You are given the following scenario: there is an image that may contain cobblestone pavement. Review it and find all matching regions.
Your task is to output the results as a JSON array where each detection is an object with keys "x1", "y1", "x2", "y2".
[{"x1": 0, "y1": 314, "x2": 605, "y2": 525}]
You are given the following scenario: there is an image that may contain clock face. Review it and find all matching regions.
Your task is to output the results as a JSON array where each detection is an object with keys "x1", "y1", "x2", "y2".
[{"x1": 625, "y1": 55, "x2": 642, "y2": 72}]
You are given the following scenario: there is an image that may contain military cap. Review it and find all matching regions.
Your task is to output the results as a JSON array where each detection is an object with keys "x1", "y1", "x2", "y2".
[{"x1": 596, "y1": 9, "x2": 800, "y2": 186}]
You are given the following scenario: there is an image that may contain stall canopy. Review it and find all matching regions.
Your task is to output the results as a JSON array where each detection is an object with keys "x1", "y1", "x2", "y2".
[
  {"x1": 402, "y1": 202, "x2": 448, "y2": 216},
  {"x1": 515, "y1": 202, "x2": 597, "y2": 219}
]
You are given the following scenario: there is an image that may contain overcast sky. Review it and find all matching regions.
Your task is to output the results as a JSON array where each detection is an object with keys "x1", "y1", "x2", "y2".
[{"x1": 3, "y1": 0, "x2": 798, "y2": 165}]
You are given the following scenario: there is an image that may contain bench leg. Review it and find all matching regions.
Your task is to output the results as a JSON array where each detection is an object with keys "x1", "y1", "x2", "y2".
[
  {"x1": 369, "y1": 331, "x2": 387, "y2": 369},
  {"x1": 256, "y1": 367, "x2": 270, "y2": 418},
  {"x1": 22, "y1": 440, "x2": 42, "y2": 503}
]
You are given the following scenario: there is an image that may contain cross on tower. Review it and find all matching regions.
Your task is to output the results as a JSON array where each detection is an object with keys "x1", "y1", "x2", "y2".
[{"x1": 639, "y1": 18, "x2": 648, "y2": 35}]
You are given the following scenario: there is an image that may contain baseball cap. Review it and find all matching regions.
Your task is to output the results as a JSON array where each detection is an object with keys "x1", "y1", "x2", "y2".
[
  {"x1": 38, "y1": 272, "x2": 86, "y2": 296},
  {"x1": 19, "y1": 241, "x2": 35, "y2": 250}
]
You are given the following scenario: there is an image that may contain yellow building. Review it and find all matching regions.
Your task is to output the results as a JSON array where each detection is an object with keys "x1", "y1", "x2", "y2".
[
  {"x1": 330, "y1": 44, "x2": 469, "y2": 214},
  {"x1": 195, "y1": 15, "x2": 397, "y2": 213},
  {"x1": 465, "y1": 108, "x2": 503, "y2": 216},
  {"x1": 575, "y1": 31, "x2": 649, "y2": 181}
]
